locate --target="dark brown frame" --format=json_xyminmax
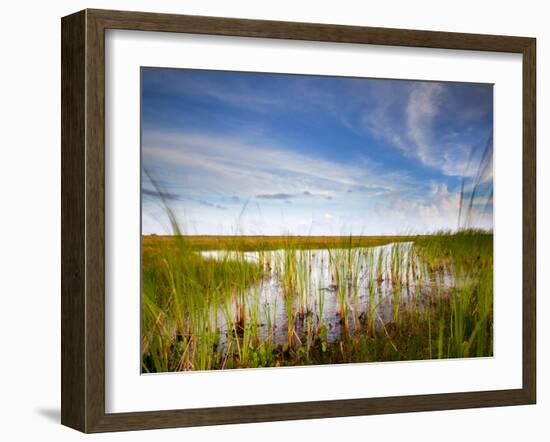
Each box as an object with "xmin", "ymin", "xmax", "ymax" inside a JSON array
[{"xmin": 61, "ymin": 8, "xmax": 536, "ymax": 433}]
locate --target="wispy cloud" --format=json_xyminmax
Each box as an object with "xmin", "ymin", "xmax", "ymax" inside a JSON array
[
  {"xmin": 256, "ymin": 193, "xmax": 295, "ymax": 200},
  {"xmin": 255, "ymin": 190, "xmax": 334, "ymax": 201},
  {"xmin": 142, "ymin": 69, "xmax": 284, "ymax": 113},
  {"xmin": 142, "ymin": 188, "xmax": 180, "ymax": 201},
  {"xmin": 195, "ymin": 199, "xmax": 227, "ymax": 211},
  {"xmin": 141, "ymin": 68, "xmax": 493, "ymax": 235},
  {"xmin": 361, "ymin": 81, "xmax": 493, "ymax": 178},
  {"xmin": 142, "ymin": 130, "xmax": 415, "ymax": 200},
  {"xmin": 142, "ymin": 129, "xmax": 426, "ymax": 234}
]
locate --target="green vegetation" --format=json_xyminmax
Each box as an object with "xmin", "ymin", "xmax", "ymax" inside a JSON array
[
  {"xmin": 142, "ymin": 234, "xmax": 414, "ymax": 252},
  {"xmin": 141, "ymin": 229, "xmax": 493, "ymax": 372}
]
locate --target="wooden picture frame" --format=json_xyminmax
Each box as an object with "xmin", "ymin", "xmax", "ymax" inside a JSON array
[{"xmin": 61, "ymin": 8, "xmax": 536, "ymax": 433}]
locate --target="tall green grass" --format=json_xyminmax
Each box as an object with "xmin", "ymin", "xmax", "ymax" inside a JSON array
[
  {"xmin": 142, "ymin": 228, "xmax": 493, "ymax": 371},
  {"xmin": 141, "ymin": 238, "xmax": 265, "ymax": 372}
]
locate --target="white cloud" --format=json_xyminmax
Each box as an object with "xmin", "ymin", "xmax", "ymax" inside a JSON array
[
  {"xmin": 362, "ymin": 82, "xmax": 492, "ymax": 179},
  {"xmin": 406, "ymin": 83, "xmax": 444, "ymax": 163},
  {"xmin": 142, "ymin": 128, "xmax": 493, "ymax": 235},
  {"xmin": 377, "ymin": 182, "xmax": 492, "ymax": 234},
  {"xmin": 142, "ymin": 130, "xmax": 412, "ymax": 200},
  {"xmin": 404, "ymin": 83, "xmax": 477, "ymax": 177},
  {"xmin": 141, "ymin": 72, "xmax": 493, "ymax": 235}
]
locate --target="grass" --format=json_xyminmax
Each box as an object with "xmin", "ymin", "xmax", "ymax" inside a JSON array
[
  {"xmin": 141, "ymin": 229, "xmax": 493, "ymax": 372},
  {"xmin": 142, "ymin": 234, "xmax": 416, "ymax": 252},
  {"xmin": 141, "ymin": 238, "xmax": 264, "ymax": 372}
]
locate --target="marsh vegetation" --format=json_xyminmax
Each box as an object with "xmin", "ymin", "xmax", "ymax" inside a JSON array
[
  {"xmin": 139, "ymin": 69, "xmax": 494, "ymax": 373},
  {"xmin": 141, "ymin": 230, "xmax": 493, "ymax": 372}
]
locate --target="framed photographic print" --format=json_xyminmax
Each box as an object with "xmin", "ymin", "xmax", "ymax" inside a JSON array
[{"xmin": 61, "ymin": 9, "xmax": 536, "ymax": 433}]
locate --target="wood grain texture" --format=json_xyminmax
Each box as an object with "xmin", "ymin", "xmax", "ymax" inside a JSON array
[
  {"xmin": 61, "ymin": 10, "xmax": 86, "ymax": 432},
  {"xmin": 84, "ymin": 9, "xmax": 107, "ymax": 432},
  {"xmin": 522, "ymin": 38, "xmax": 537, "ymax": 403},
  {"xmin": 89, "ymin": 8, "xmax": 532, "ymax": 52},
  {"xmin": 60, "ymin": 8, "xmax": 537, "ymax": 433}
]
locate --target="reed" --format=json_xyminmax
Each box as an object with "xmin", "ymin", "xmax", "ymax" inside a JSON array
[{"xmin": 142, "ymin": 228, "xmax": 493, "ymax": 371}]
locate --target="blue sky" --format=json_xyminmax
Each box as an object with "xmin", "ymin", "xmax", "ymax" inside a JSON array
[{"xmin": 141, "ymin": 67, "xmax": 493, "ymax": 236}]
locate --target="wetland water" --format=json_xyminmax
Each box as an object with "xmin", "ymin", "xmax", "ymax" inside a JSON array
[
  {"xmin": 201, "ymin": 242, "xmax": 454, "ymax": 349},
  {"xmin": 141, "ymin": 231, "xmax": 493, "ymax": 371}
]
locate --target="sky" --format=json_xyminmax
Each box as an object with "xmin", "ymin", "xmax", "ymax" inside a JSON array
[{"xmin": 141, "ymin": 67, "xmax": 493, "ymax": 236}]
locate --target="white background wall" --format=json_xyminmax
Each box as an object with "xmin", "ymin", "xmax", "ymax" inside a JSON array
[{"xmin": 0, "ymin": 0, "xmax": 547, "ymax": 440}]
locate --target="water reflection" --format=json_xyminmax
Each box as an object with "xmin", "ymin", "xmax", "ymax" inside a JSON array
[{"xmin": 201, "ymin": 242, "xmax": 453, "ymax": 348}]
